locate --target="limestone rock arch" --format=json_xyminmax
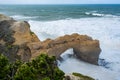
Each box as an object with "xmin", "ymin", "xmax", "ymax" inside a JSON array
[{"xmin": 31, "ymin": 33, "xmax": 101, "ymax": 65}]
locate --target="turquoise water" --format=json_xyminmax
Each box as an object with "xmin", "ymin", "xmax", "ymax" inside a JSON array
[
  {"xmin": 0, "ymin": 4, "xmax": 120, "ymax": 80},
  {"xmin": 0, "ymin": 4, "xmax": 120, "ymax": 21}
]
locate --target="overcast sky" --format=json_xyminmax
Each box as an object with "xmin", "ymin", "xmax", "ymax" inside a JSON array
[{"xmin": 0, "ymin": 0, "xmax": 119, "ymax": 4}]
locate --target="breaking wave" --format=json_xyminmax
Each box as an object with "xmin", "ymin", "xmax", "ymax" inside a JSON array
[
  {"xmin": 10, "ymin": 15, "xmax": 37, "ymax": 20},
  {"xmin": 29, "ymin": 17, "xmax": 120, "ymax": 80}
]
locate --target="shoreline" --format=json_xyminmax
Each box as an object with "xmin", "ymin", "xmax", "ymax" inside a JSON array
[{"xmin": 0, "ymin": 13, "xmax": 119, "ymax": 79}]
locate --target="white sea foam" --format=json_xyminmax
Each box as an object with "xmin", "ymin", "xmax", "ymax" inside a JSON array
[
  {"xmin": 10, "ymin": 15, "xmax": 37, "ymax": 20},
  {"xmin": 85, "ymin": 12, "xmax": 104, "ymax": 17},
  {"xmin": 29, "ymin": 17, "xmax": 120, "ymax": 80},
  {"xmin": 92, "ymin": 13, "xmax": 104, "ymax": 16},
  {"xmin": 58, "ymin": 49, "xmax": 119, "ymax": 80},
  {"xmin": 85, "ymin": 12, "xmax": 119, "ymax": 18}
]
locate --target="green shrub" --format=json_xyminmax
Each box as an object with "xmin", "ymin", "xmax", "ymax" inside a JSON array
[
  {"xmin": 30, "ymin": 31, "xmax": 34, "ymax": 35},
  {"xmin": 72, "ymin": 72, "xmax": 94, "ymax": 80},
  {"xmin": 0, "ymin": 53, "xmax": 65, "ymax": 80},
  {"xmin": 30, "ymin": 54, "xmax": 65, "ymax": 80},
  {"xmin": 8, "ymin": 60, "xmax": 23, "ymax": 79},
  {"xmin": 0, "ymin": 54, "xmax": 9, "ymax": 79},
  {"xmin": 14, "ymin": 63, "xmax": 37, "ymax": 80},
  {"xmin": 42, "ymin": 77, "xmax": 50, "ymax": 80}
]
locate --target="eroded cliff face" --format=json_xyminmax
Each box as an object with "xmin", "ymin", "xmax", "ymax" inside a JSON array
[
  {"xmin": 31, "ymin": 33, "xmax": 101, "ymax": 65},
  {"xmin": 0, "ymin": 14, "xmax": 101, "ymax": 65},
  {"xmin": 0, "ymin": 14, "xmax": 40, "ymax": 62},
  {"xmin": 0, "ymin": 14, "xmax": 13, "ymax": 22}
]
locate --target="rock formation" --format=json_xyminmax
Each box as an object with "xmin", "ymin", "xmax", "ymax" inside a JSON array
[
  {"xmin": 64, "ymin": 73, "xmax": 94, "ymax": 80},
  {"xmin": 0, "ymin": 14, "xmax": 101, "ymax": 65},
  {"xmin": 64, "ymin": 74, "xmax": 81, "ymax": 80},
  {"xmin": 31, "ymin": 33, "xmax": 101, "ymax": 65},
  {"xmin": 0, "ymin": 14, "xmax": 40, "ymax": 62},
  {"xmin": 0, "ymin": 14, "xmax": 13, "ymax": 22}
]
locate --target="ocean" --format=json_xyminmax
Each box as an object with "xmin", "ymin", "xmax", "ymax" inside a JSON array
[{"xmin": 0, "ymin": 4, "xmax": 120, "ymax": 80}]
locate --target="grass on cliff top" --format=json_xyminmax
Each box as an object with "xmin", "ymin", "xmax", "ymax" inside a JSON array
[{"xmin": 72, "ymin": 72, "xmax": 95, "ymax": 80}]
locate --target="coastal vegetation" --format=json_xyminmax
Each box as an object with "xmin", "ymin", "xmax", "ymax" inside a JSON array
[
  {"xmin": 0, "ymin": 53, "xmax": 65, "ymax": 80},
  {"xmin": 0, "ymin": 14, "xmax": 98, "ymax": 80},
  {"xmin": 72, "ymin": 72, "xmax": 94, "ymax": 80}
]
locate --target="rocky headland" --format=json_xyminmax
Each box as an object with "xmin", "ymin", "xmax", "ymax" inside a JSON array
[
  {"xmin": 0, "ymin": 14, "xmax": 101, "ymax": 64},
  {"xmin": 31, "ymin": 33, "xmax": 101, "ymax": 65},
  {"xmin": 0, "ymin": 14, "xmax": 40, "ymax": 62},
  {"xmin": 0, "ymin": 14, "xmax": 101, "ymax": 80}
]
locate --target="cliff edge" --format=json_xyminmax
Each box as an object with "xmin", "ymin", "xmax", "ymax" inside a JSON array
[{"xmin": 0, "ymin": 14, "xmax": 101, "ymax": 65}]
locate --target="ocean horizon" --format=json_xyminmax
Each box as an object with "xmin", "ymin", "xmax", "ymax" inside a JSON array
[{"xmin": 0, "ymin": 4, "xmax": 120, "ymax": 80}]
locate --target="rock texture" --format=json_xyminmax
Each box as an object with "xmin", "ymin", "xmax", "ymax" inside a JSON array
[
  {"xmin": 64, "ymin": 74, "xmax": 81, "ymax": 80},
  {"xmin": 64, "ymin": 73, "xmax": 94, "ymax": 80},
  {"xmin": 31, "ymin": 34, "xmax": 101, "ymax": 65},
  {"xmin": 0, "ymin": 14, "xmax": 101, "ymax": 65},
  {"xmin": 0, "ymin": 14, "xmax": 13, "ymax": 22},
  {"xmin": 0, "ymin": 14, "xmax": 40, "ymax": 62}
]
